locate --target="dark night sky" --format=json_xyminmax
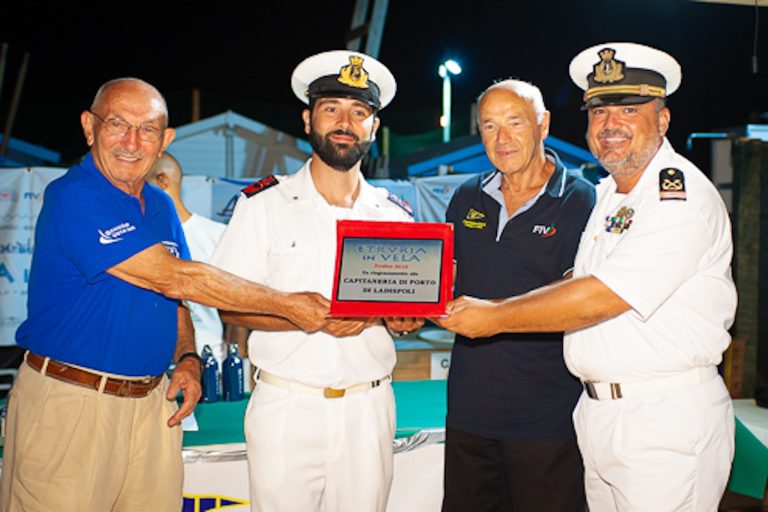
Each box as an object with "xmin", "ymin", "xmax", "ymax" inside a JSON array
[{"xmin": 2, "ymin": 0, "xmax": 768, "ymax": 171}]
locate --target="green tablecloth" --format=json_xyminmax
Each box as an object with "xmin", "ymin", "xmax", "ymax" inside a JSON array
[
  {"xmin": 183, "ymin": 379, "xmax": 447, "ymax": 448},
  {"xmin": 727, "ymin": 414, "xmax": 768, "ymax": 500}
]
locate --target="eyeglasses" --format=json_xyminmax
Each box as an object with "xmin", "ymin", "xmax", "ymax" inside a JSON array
[{"xmin": 89, "ymin": 111, "xmax": 165, "ymax": 142}]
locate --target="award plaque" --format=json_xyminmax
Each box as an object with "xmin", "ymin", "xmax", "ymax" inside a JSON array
[
  {"xmin": 329, "ymin": 220, "xmax": 454, "ymax": 317},
  {"xmin": 331, "ymin": 220, "xmax": 453, "ymax": 317}
]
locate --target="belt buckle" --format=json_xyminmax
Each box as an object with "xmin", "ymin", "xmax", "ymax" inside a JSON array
[
  {"xmin": 584, "ymin": 381, "xmax": 623, "ymax": 400},
  {"xmin": 584, "ymin": 381, "xmax": 597, "ymax": 399},
  {"xmin": 116, "ymin": 379, "xmax": 131, "ymax": 397},
  {"xmin": 323, "ymin": 387, "xmax": 345, "ymax": 399}
]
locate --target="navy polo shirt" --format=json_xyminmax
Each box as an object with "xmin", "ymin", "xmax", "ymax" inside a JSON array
[
  {"xmin": 16, "ymin": 153, "xmax": 190, "ymax": 377},
  {"xmin": 445, "ymin": 149, "xmax": 596, "ymax": 440}
]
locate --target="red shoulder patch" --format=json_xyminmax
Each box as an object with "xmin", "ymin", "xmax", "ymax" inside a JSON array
[{"xmin": 242, "ymin": 175, "xmax": 279, "ymax": 197}]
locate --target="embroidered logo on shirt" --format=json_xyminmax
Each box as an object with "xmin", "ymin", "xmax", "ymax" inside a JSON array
[
  {"xmin": 162, "ymin": 240, "xmax": 181, "ymax": 258},
  {"xmin": 387, "ymin": 192, "xmax": 414, "ymax": 217},
  {"xmin": 532, "ymin": 223, "xmax": 557, "ymax": 238},
  {"xmin": 98, "ymin": 222, "xmax": 136, "ymax": 245},
  {"xmin": 462, "ymin": 208, "xmax": 486, "ymax": 229},
  {"xmin": 604, "ymin": 206, "xmax": 634, "ymax": 234},
  {"xmin": 659, "ymin": 168, "xmax": 686, "ymax": 201}
]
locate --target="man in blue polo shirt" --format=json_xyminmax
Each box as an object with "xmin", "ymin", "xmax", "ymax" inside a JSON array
[
  {"xmin": 0, "ymin": 77, "xmax": 329, "ymax": 512},
  {"xmin": 441, "ymin": 79, "xmax": 595, "ymax": 511}
]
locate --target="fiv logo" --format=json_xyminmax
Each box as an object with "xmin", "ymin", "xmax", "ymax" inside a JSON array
[{"xmin": 532, "ymin": 223, "xmax": 557, "ymax": 238}]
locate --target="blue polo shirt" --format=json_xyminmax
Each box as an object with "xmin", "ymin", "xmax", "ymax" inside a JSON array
[
  {"xmin": 16, "ymin": 153, "xmax": 190, "ymax": 377},
  {"xmin": 445, "ymin": 149, "xmax": 596, "ymax": 440}
]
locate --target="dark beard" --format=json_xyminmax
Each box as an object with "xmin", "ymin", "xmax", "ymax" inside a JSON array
[{"xmin": 309, "ymin": 128, "xmax": 372, "ymax": 172}]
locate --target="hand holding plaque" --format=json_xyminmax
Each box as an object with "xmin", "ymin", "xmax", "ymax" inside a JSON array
[{"xmin": 329, "ymin": 220, "xmax": 454, "ymax": 317}]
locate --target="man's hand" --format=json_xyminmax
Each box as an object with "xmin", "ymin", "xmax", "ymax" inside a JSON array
[
  {"xmin": 166, "ymin": 358, "xmax": 202, "ymax": 427},
  {"xmin": 283, "ymin": 292, "xmax": 331, "ymax": 332},
  {"xmin": 322, "ymin": 317, "xmax": 378, "ymax": 337},
  {"xmin": 432, "ymin": 296, "xmax": 500, "ymax": 339},
  {"xmin": 383, "ymin": 317, "xmax": 425, "ymax": 337}
]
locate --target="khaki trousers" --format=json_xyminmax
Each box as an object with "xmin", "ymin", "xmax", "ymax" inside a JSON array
[{"xmin": 0, "ymin": 362, "xmax": 183, "ymax": 512}]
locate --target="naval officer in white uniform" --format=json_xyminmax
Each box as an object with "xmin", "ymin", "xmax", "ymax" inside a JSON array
[{"xmin": 210, "ymin": 50, "xmax": 423, "ymax": 512}]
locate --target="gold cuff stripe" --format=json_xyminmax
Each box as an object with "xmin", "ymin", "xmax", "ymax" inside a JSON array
[{"xmin": 585, "ymin": 85, "xmax": 666, "ymax": 100}]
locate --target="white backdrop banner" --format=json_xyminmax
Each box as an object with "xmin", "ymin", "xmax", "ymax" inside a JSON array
[
  {"xmin": 0, "ymin": 168, "xmax": 464, "ymax": 347},
  {"xmin": 0, "ymin": 167, "xmax": 67, "ymax": 345}
]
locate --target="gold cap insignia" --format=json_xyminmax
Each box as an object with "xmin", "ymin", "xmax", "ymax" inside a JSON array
[
  {"xmin": 337, "ymin": 56, "xmax": 370, "ymax": 89},
  {"xmin": 593, "ymin": 48, "xmax": 625, "ymax": 84}
]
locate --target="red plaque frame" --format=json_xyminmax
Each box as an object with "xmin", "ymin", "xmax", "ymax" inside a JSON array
[{"xmin": 329, "ymin": 220, "xmax": 454, "ymax": 317}]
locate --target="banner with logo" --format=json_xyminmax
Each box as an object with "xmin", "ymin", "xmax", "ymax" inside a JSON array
[
  {"xmin": 0, "ymin": 169, "xmax": 460, "ymax": 346},
  {"xmin": 411, "ymin": 174, "xmax": 470, "ymax": 223},
  {"xmin": 0, "ymin": 167, "xmax": 67, "ymax": 345}
]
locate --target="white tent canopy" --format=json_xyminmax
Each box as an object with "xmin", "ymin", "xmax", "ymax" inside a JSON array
[{"xmin": 168, "ymin": 110, "xmax": 311, "ymax": 179}]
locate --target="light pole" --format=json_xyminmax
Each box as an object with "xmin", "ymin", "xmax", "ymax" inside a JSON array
[{"xmin": 439, "ymin": 59, "xmax": 462, "ymax": 144}]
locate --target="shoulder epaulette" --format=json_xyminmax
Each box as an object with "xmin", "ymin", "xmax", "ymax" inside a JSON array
[
  {"xmin": 659, "ymin": 168, "xmax": 686, "ymax": 201},
  {"xmin": 241, "ymin": 175, "xmax": 279, "ymax": 197},
  {"xmin": 387, "ymin": 191, "xmax": 414, "ymax": 217}
]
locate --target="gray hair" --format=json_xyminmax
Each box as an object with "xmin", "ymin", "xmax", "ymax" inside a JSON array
[{"xmin": 476, "ymin": 78, "xmax": 547, "ymax": 124}]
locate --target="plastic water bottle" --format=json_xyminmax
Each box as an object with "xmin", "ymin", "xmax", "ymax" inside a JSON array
[
  {"xmin": 222, "ymin": 344, "xmax": 244, "ymax": 401},
  {"xmin": 201, "ymin": 345, "xmax": 220, "ymax": 403}
]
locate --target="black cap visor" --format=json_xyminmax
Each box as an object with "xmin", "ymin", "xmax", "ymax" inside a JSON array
[
  {"xmin": 308, "ymin": 75, "xmax": 381, "ymax": 110},
  {"xmin": 582, "ymin": 94, "xmax": 657, "ymax": 110}
]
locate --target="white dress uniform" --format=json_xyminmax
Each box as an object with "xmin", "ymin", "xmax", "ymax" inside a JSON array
[
  {"xmin": 210, "ymin": 159, "xmax": 413, "ymax": 511},
  {"xmin": 565, "ymin": 138, "xmax": 737, "ymax": 511}
]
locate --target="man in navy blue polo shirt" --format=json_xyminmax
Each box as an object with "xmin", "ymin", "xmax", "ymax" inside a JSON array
[
  {"xmin": 0, "ymin": 77, "xmax": 329, "ymax": 512},
  {"xmin": 441, "ymin": 79, "xmax": 595, "ymax": 511}
]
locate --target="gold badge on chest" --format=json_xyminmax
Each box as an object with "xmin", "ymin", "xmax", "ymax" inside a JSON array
[{"xmin": 462, "ymin": 208, "xmax": 487, "ymax": 229}]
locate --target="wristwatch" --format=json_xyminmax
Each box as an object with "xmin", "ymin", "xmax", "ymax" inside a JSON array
[{"xmin": 176, "ymin": 351, "xmax": 203, "ymax": 369}]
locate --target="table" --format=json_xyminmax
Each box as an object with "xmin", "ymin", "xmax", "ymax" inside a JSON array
[
  {"xmin": 181, "ymin": 380, "xmax": 448, "ymax": 512},
  {"xmin": 391, "ymin": 328, "xmax": 454, "ymax": 381},
  {"xmin": 727, "ymin": 399, "xmax": 768, "ymax": 500}
]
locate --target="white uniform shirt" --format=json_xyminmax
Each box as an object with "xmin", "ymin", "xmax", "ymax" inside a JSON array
[
  {"xmin": 210, "ymin": 160, "xmax": 413, "ymax": 388},
  {"xmin": 183, "ymin": 213, "xmax": 227, "ymax": 359},
  {"xmin": 564, "ymin": 138, "xmax": 737, "ymax": 383}
]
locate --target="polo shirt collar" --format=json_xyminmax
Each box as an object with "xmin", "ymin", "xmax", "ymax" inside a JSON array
[
  {"xmin": 482, "ymin": 148, "xmax": 567, "ymax": 201},
  {"xmin": 543, "ymin": 148, "xmax": 568, "ymax": 198},
  {"xmin": 77, "ymin": 152, "xmax": 161, "ymax": 218}
]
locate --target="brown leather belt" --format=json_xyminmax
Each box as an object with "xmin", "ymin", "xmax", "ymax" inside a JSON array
[{"xmin": 26, "ymin": 352, "xmax": 163, "ymax": 398}]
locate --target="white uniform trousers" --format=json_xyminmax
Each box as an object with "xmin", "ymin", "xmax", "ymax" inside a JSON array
[
  {"xmin": 574, "ymin": 375, "xmax": 734, "ymax": 511},
  {"xmin": 244, "ymin": 377, "xmax": 395, "ymax": 512}
]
